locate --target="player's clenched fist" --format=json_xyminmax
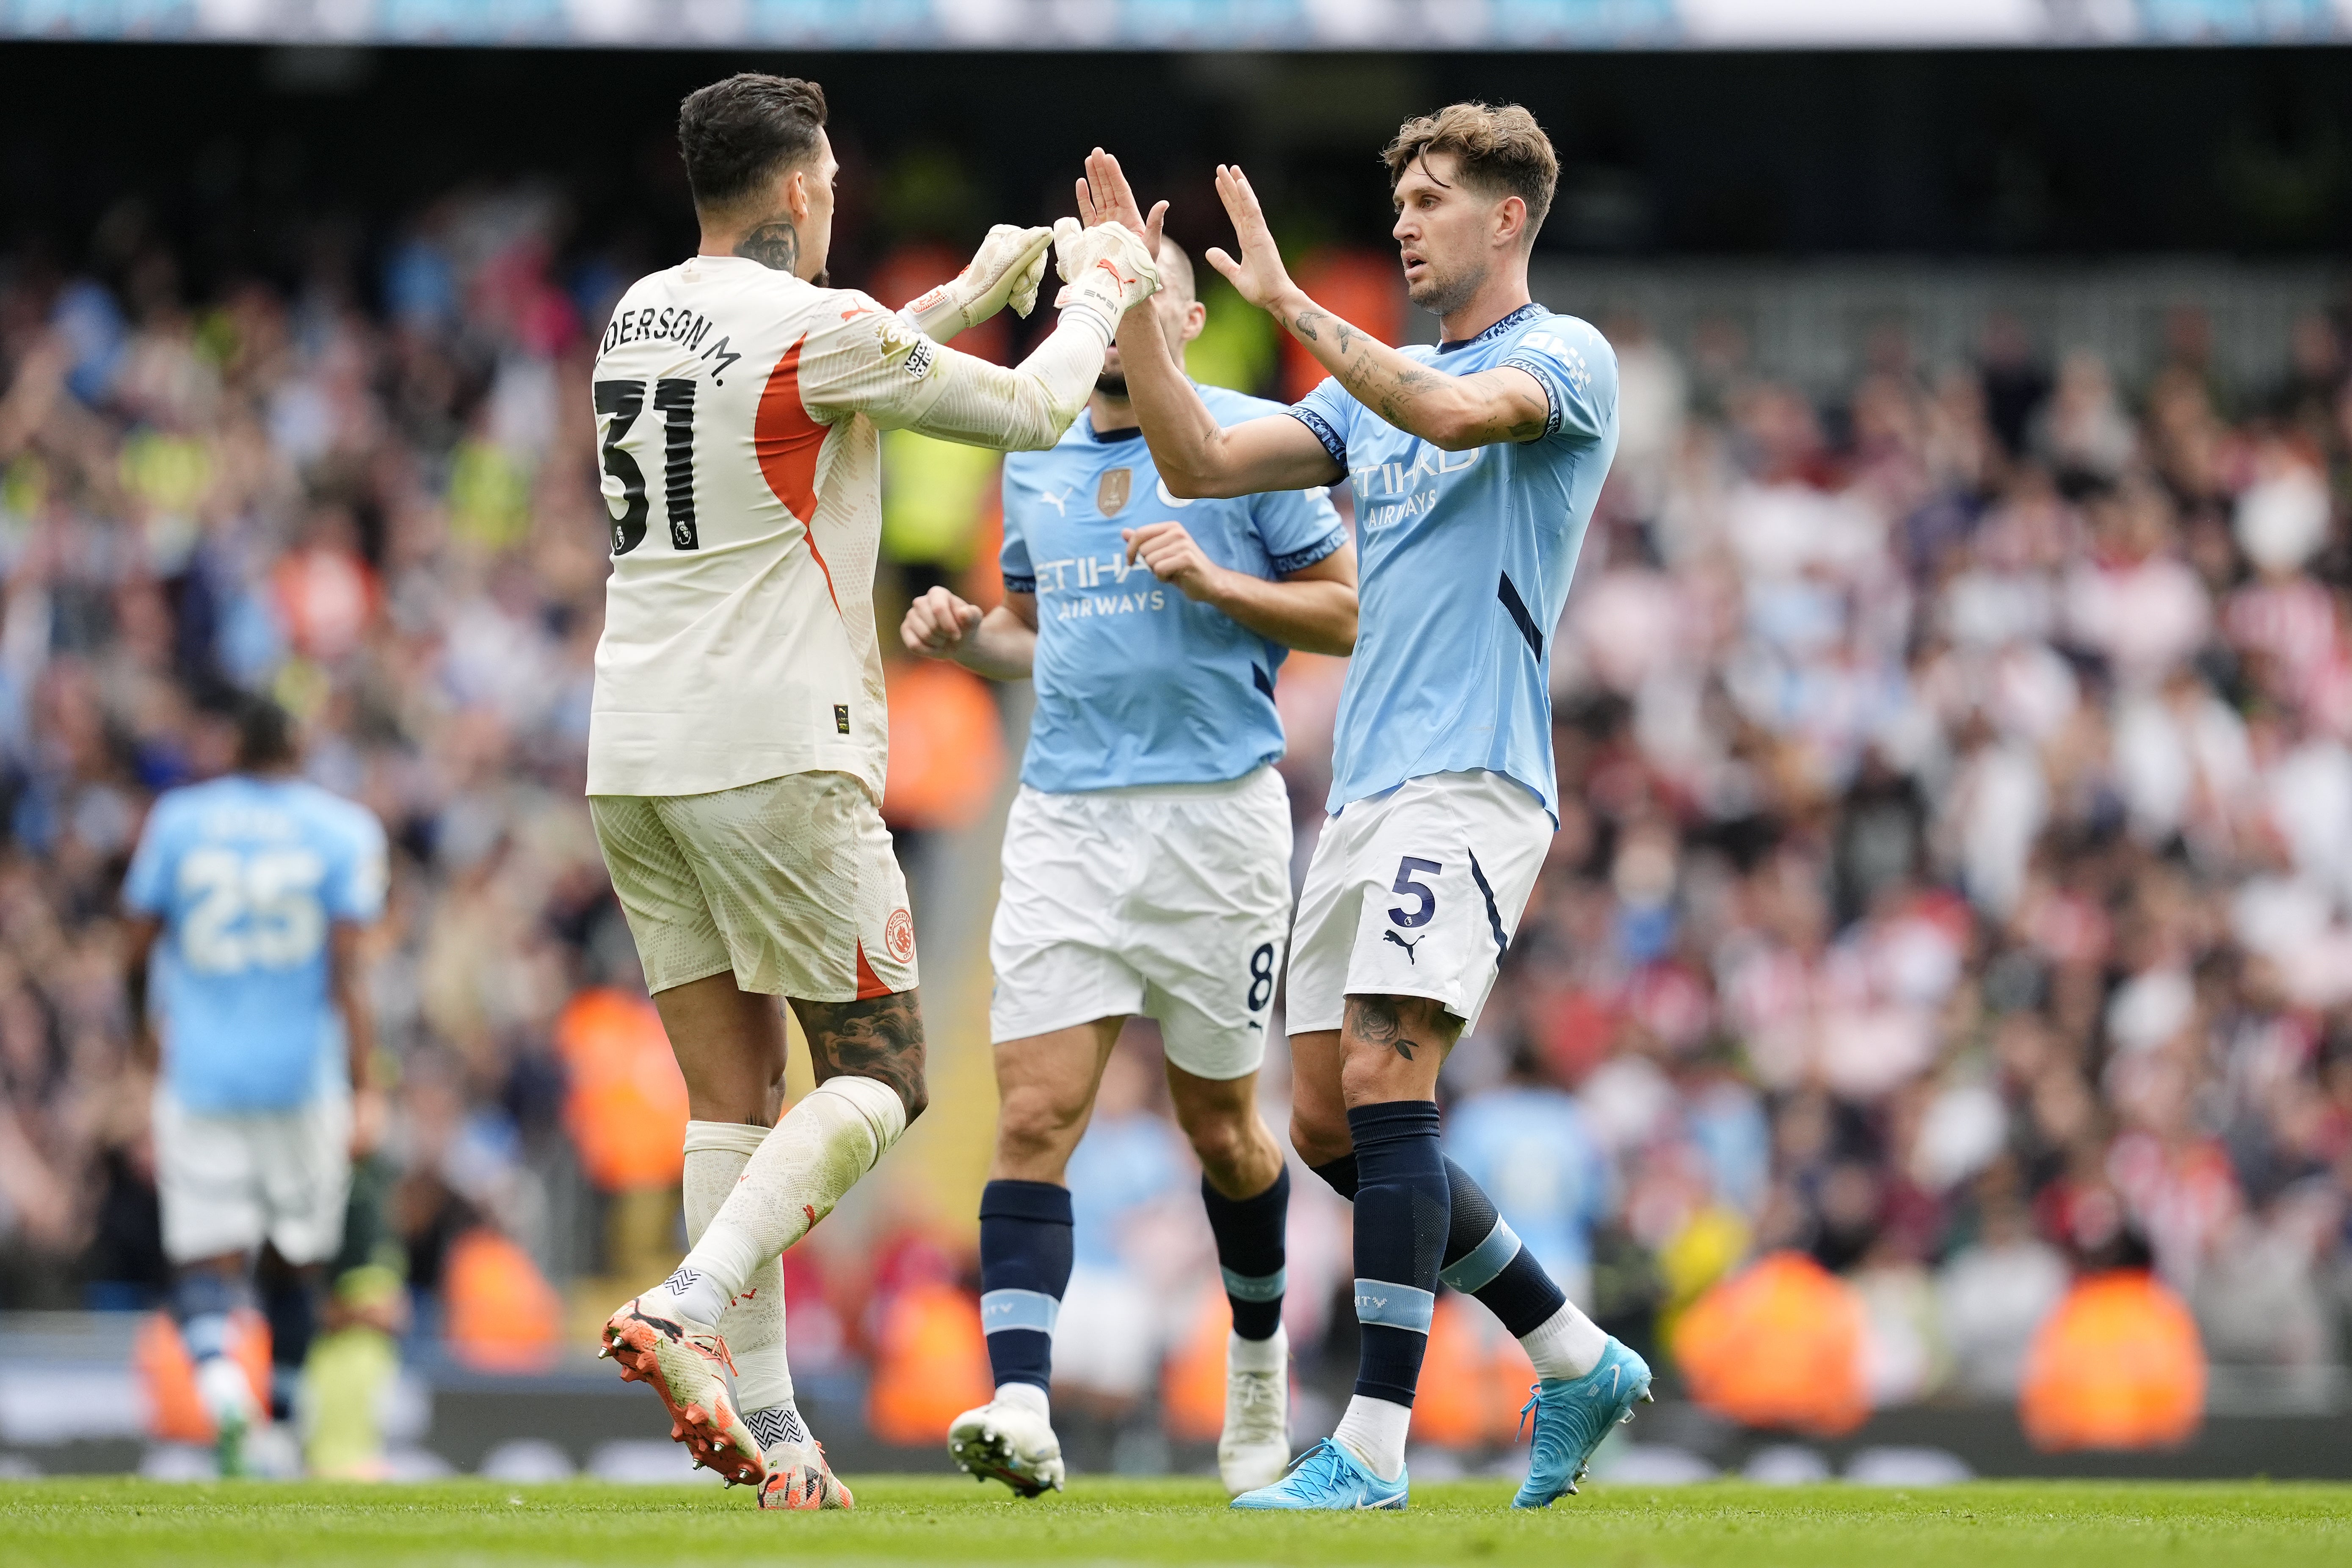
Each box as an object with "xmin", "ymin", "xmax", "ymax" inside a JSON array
[
  {"xmin": 902, "ymin": 584, "xmax": 985, "ymax": 657},
  {"xmin": 901, "ymin": 223, "xmax": 1056, "ymax": 342},
  {"xmin": 1124, "ymin": 521, "xmax": 1227, "ymax": 603}
]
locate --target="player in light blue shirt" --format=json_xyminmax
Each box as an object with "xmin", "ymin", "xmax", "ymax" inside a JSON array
[
  {"xmin": 122, "ymin": 697, "xmax": 386, "ymax": 1474},
  {"xmin": 901, "ymin": 236, "xmax": 1355, "ymax": 1498},
  {"xmin": 1287, "ymin": 306, "xmax": 1613, "ymax": 820},
  {"xmin": 1085, "ymin": 108, "xmax": 1645, "ymax": 1509},
  {"xmin": 996, "ymin": 375, "xmax": 1345, "ymax": 793},
  {"xmin": 1444, "ymin": 1049, "xmax": 1614, "ymax": 1307}
]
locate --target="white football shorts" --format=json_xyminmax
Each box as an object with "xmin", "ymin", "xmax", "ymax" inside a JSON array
[
  {"xmin": 591, "ymin": 770, "xmax": 918, "ymax": 1002},
  {"xmin": 1286, "ymin": 768, "xmax": 1552, "ymax": 1036},
  {"xmin": 989, "ymin": 765, "xmax": 1292, "ymax": 1081},
  {"xmin": 154, "ymin": 1087, "xmax": 351, "ymax": 1266}
]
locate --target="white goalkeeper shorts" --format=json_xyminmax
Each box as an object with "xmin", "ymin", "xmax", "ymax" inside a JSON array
[
  {"xmin": 989, "ymin": 766, "xmax": 1292, "ymax": 1081},
  {"xmin": 592, "ymin": 770, "xmax": 918, "ymax": 1003},
  {"xmin": 1285, "ymin": 768, "xmax": 1551, "ymax": 1036},
  {"xmin": 154, "ymin": 1087, "xmax": 351, "ymax": 1267}
]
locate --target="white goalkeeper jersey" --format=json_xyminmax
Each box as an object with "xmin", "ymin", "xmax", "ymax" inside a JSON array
[{"xmin": 587, "ymin": 254, "xmax": 1094, "ymax": 802}]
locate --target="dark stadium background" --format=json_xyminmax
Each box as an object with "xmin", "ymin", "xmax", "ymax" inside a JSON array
[{"xmin": 10, "ymin": 44, "xmax": 2352, "ymax": 280}]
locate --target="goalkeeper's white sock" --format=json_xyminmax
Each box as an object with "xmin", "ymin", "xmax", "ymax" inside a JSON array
[
  {"xmin": 652, "ymin": 1077, "xmax": 907, "ymax": 1328},
  {"xmin": 682, "ymin": 1121, "xmax": 794, "ymax": 1416}
]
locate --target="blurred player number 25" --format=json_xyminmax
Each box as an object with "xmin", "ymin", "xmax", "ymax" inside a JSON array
[{"xmin": 177, "ymin": 847, "xmax": 329, "ymax": 973}]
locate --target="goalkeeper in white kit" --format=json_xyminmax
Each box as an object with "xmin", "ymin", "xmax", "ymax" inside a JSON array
[{"xmin": 581, "ymin": 72, "xmax": 1160, "ymax": 1510}]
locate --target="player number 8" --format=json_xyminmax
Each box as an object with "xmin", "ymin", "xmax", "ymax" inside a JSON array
[{"xmin": 1246, "ymin": 942, "xmax": 1276, "ymax": 1012}]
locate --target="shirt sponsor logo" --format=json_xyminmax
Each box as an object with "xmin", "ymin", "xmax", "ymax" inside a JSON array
[
  {"xmin": 1350, "ymin": 444, "xmax": 1482, "ymax": 531},
  {"xmin": 1050, "ymin": 589, "xmax": 1166, "ymax": 620},
  {"xmin": 1359, "ymin": 490, "xmax": 1442, "ymax": 533},
  {"xmin": 1030, "ymin": 551, "xmax": 1170, "ymax": 596},
  {"xmin": 874, "ymin": 313, "xmax": 934, "ymax": 381}
]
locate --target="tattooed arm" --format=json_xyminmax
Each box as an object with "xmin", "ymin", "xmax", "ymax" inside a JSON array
[
  {"xmin": 792, "ymin": 990, "xmax": 929, "ymax": 1123},
  {"xmin": 1201, "ymin": 163, "xmax": 1552, "ymax": 453},
  {"xmin": 1073, "ymin": 149, "xmax": 1342, "ymax": 500},
  {"xmin": 1109, "ymin": 298, "xmax": 1344, "ymax": 499}
]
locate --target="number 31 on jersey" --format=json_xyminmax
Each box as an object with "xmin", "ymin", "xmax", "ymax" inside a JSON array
[{"xmin": 596, "ymin": 378, "xmax": 701, "ymax": 556}]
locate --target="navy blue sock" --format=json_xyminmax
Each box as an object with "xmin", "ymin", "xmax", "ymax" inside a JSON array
[
  {"xmin": 1201, "ymin": 1168, "xmax": 1288, "ymax": 1341},
  {"xmin": 1435, "ymin": 1158, "xmax": 1567, "ymax": 1337},
  {"xmin": 977, "ymin": 1179, "xmax": 1072, "ymax": 1392},
  {"xmin": 1314, "ymin": 1152, "xmax": 1567, "ymax": 1339},
  {"xmin": 171, "ymin": 1269, "xmax": 248, "ymax": 1363},
  {"xmin": 262, "ymin": 1269, "xmax": 322, "ymax": 1422},
  {"xmin": 1347, "ymin": 1101, "xmax": 1448, "ymax": 1408},
  {"xmin": 1309, "ymin": 1153, "xmax": 1358, "ymax": 1201}
]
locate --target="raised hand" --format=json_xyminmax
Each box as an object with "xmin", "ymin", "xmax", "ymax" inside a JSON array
[
  {"xmin": 902, "ymin": 585, "xmax": 984, "ymax": 658},
  {"xmin": 1077, "ymin": 147, "xmax": 1168, "ymax": 253},
  {"xmin": 901, "ymin": 223, "xmax": 1056, "ymax": 341},
  {"xmin": 1051, "ymin": 218, "xmax": 1161, "ymax": 320},
  {"xmin": 1203, "ymin": 164, "xmax": 1297, "ymax": 315}
]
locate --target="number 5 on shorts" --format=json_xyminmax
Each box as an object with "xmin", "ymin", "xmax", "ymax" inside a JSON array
[{"xmin": 1389, "ymin": 857, "xmax": 1440, "ymax": 928}]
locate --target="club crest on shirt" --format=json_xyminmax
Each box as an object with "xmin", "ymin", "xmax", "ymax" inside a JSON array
[{"xmin": 1096, "ymin": 467, "xmax": 1132, "ymax": 515}]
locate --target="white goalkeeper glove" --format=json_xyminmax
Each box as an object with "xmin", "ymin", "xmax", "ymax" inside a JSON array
[
  {"xmin": 1050, "ymin": 218, "xmax": 1161, "ymax": 343},
  {"xmin": 900, "ymin": 223, "xmax": 1056, "ymax": 342}
]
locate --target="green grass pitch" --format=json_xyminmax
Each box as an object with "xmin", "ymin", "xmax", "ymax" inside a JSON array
[{"xmin": 0, "ymin": 1476, "xmax": 2344, "ymax": 1567}]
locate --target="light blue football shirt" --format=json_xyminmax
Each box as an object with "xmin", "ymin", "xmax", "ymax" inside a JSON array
[
  {"xmin": 123, "ymin": 773, "xmax": 388, "ymax": 1113},
  {"xmin": 1064, "ymin": 1110, "xmax": 1190, "ymax": 1272},
  {"xmin": 1287, "ymin": 304, "xmax": 1618, "ymax": 821},
  {"xmin": 1444, "ymin": 1084, "xmax": 1612, "ymax": 1287},
  {"xmin": 1001, "ymin": 384, "xmax": 1346, "ymax": 793}
]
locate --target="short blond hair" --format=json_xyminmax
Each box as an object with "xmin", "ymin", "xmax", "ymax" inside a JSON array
[{"xmin": 1382, "ymin": 102, "xmax": 1559, "ymax": 242}]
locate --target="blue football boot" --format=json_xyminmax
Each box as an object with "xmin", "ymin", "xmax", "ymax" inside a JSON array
[
  {"xmin": 1513, "ymin": 1336, "xmax": 1653, "ymax": 1507},
  {"xmin": 1230, "ymin": 1437, "xmax": 1408, "ymax": 1511}
]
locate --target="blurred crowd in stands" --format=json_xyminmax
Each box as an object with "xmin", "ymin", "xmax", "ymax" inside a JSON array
[{"xmin": 0, "ymin": 180, "xmax": 2348, "ymax": 1454}]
